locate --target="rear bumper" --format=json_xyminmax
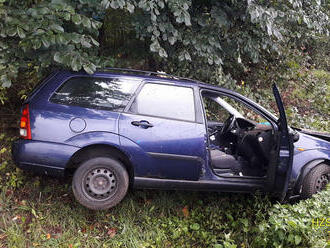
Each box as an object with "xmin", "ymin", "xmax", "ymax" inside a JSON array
[{"xmin": 12, "ymin": 139, "xmax": 80, "ymax": 177}]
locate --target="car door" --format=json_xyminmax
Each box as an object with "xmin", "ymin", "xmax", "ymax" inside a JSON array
[
  {"xmin": 118, "ymin": 82, "xmax": 206, "ymax": 180},
  {"xmin": 272, "ymin": 84, "xmax": 294, "ymax": 200}
]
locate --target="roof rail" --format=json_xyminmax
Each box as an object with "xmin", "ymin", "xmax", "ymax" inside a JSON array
[{"xmin": 99, "ymin": 67, "xmax": 199, "ymax": 83}]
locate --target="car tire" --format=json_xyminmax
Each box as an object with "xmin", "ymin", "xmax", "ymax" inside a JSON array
[
  {"xmin": 72, "ymin": 157, "xmax": 129, "ymax": 210},
  {"xmin": 301, "ymin": 163, "xmax": 330, "ymax": 199}
]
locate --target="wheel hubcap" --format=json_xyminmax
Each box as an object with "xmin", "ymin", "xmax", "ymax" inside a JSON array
[
  {"xmin": 84, "ymin": 168, "xmax": 116, "ymax": 200},
  {"xmin": 315, "ymin": 174, "xmax": 329, "ymax": 192}
]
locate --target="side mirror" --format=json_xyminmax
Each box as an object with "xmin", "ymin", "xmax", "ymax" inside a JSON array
[{"xmin": 293, "ymin": 130, "xmax": 300, "ymax": 142}]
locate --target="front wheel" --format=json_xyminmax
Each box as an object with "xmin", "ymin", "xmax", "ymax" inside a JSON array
[
  {"xmin": 72, "ymin": 157, "xmax": 129, "ymax": 210},
  {"xmin": 301, "ymin": 163, "xmax": 330, "ymax": 199}
]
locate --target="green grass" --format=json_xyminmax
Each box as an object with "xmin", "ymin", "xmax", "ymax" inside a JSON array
[{"xmin": 0, "ymin": 175, "xmax": 329, "ymax": 248}]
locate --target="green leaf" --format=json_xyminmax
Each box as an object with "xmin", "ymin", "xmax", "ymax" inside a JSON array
[
  {"xmin": 184, "ymin": 13, "xmax": 191, "ymax": 26},
  {"xmin": 287, "ymin": 220, "xmax": 296, "ymax": 227},
  {"xmin": 158, "ymin": 1, "xmax": 164, "ymax": 8},
  {"xmin": 72, "ymin": 14, "xmax": 82, "ymax": 25},
  {"xmin": 83, "ymin": 63, "xmax": 96, "ymax": 74},
  {"xmin": 70, "ymin": 33, "xmax": 81, "ymax": 43},
  {"xmin": 91, "ymin": 21, "xmax": 102, "ymax": 29},
  {"xmin": 71, "ymin": 55, "xmax": 82, "ymax": 71},
  {"xmin": 294, "ymin": 235, "xmax": 302, "ymax": 245},
  {"xmin": 241, "ymin": 218, "xmax": 249, "ymax": 227},
  {"xmin": 41, "ymin": 37, "xmax": 50, "ymax": 48},
  {"xmin": 190, "ymin": 223, "xmax": 200, "ymax": 231},
  {"xmin": 81, "ymin": 39, "xmax": 91, "ymax": 48},
  {"xmin": 90, "ymin": 37, "xmax": 99, "ymax": 46},
  {"xmin": 39, "ymin": 7, "xmax": 49, "ymax": 15},
  {"xmin": 184, "ymin": 51, "xmax": 191, "ymax": 61},
  {"xmin": 34, "ymin": 29, "xmax": 45, "ymax": 35},
  {"xmin": 56, "ymin": 34, "xmax": 67, "ymax": 44},
  {"xmin": 17, "ymin": 27, "xmax": 25, "ymax": 38},
  {"xmin": 1, "ymin": 74, "xmax": 11, "ymax": 87},
  {"xmin": 126, "ymin": 3, "xmax": 134, "ymax": 13},
  {"xmin": 7, "ymin": 28, "xmax": 17, "ymax": 37},
  {"xmin": 101, "ymin": 0, "xmax": 110, "ymax": 9},
  {"xmin": 50, "ymin": 24, "xmax": 64, "ymax": 33},
  {"xmin": 63, "ymin": 12, "xmax": 71, "ymax": 21},
  {"xmin": 82, "ymin": 17, "xmax": 91, "ymax": 29},
  {"xmin": 53, "ymin": 52, "xmax": 63, "ymax": 63},
  {"xmin": 32, "ymin": 39, "xmax": 41, "ymax": 49},
  {"xmin": 158, "ymin": 48, "xmax": 168, "ymax": 58}
]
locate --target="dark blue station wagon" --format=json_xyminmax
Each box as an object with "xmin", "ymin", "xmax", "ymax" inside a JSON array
[{"xmin": 12, "ymin": 69, "xmax": 330, "ymax": 210}]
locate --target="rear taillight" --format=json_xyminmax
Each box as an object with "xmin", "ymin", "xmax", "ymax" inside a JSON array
[{"xmin": 20, "ymin": 104, "xmax": 31, "ymax": 139}]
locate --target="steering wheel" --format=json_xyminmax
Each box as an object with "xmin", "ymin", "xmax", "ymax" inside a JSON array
[{"xmin": 220, "ymin": 114, "xmax": 236, "ymax": 135}]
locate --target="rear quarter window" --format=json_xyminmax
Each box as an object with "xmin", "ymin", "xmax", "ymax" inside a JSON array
[{"xmin": 50, "ymin": 77, "xmax": 140, "ymax": 111}]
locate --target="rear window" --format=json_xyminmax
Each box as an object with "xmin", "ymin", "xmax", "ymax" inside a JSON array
[{"xmin": 50, "ymin": 77, "xmax": 140, "ymax": 111}]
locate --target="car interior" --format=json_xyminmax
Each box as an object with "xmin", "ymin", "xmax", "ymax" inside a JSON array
[{"xmin": 202, "ymin": 91, "xmax": 276, "ymax": 178}]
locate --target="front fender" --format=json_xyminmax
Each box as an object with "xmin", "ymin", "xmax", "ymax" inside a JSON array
[{"xmin": 291, "ymin": 149, "xmax": 330, "ymax": 193}]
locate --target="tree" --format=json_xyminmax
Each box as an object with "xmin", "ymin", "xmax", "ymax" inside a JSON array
[
  {"xmin": 0, "ymin": 0, "xmax": 110, "ymax": 87},
  {"xmin": 1, "ymin": 0, "xmax": 329, "ymax": 88},
  {"xmin": 100, "ymin": 0, "xmax": 329, "ymax": 80}
]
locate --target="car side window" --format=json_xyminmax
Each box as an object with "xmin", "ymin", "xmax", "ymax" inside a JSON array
[
  {"xmin": 50, "ymin": 77, "xmax": 140, "ymax": 111},
  {"xmin": 129, "ymin": 83, "xmax": 195, "ymax": 122}
]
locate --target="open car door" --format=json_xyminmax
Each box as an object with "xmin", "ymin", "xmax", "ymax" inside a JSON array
[{"xmin": 272, "ymin": 84, "xmax": 294, "ymax": 201}]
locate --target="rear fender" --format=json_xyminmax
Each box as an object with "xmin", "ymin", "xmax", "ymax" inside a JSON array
[{"xmin": 64, "ymin": 131, "xmax": 120, "ymax": 147}]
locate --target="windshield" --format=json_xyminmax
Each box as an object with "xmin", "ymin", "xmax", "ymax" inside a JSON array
[
  {"xmin": 214, "ymin": 97, "xmax": 243, "ymax": 118},
  {"xmin": 214, "ymin": 94, "xmax": 278, "ymax": 123}
]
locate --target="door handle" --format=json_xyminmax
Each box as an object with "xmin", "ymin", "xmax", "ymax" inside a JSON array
[{"xmin": 131, "ymin": 120, "xmax": 153, "ymax": 128}]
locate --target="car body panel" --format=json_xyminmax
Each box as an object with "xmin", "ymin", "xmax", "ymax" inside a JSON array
[
  {"xmin": 119, "ymin": 112, "xmax": 207, "ymax": 180},
  {"xmin": 12, "ymin": 139, "xmax": 79, "ymax": 177},
  {"xmin": 294, "ymin": 132, "xmax": 330, "ymax": 152},
  {"xmin": 291, "ymin": 132, "xmax": 330, "ymax": 183},
  {"xmin": 133, "ymin": 177, "xmax": 266, "ymax": 192}
]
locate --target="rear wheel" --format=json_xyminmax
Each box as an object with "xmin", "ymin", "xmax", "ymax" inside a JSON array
[
  {"xmin": 301, "ymin": 163, "xmax": 330, "ymax": 199},
  {"xmin": 72, "ymin": 157, "xmax": 129, "ymax": 210}
]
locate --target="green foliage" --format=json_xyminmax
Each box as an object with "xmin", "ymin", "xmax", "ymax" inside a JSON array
[
  {"xmin": 1, "ymin": 0, "xmax": 329, "ymax": 91},
  {"xmin": 0, "ymin": 134, "xmax": 25, "ymax": 189},
  {"xmin": 100, "ymin": 0, "xmax": 329, "ymax": 75},
  {"xmin": 252, "ymin": 189, "xmax": 330, "ymax": 247},
  {"xmin": 0, "ymin": 0, "xmax": 114, "ymax": 88},
  {"xmin": 236, "ymin": 46, "xmax": 330, "ymax": 131}
]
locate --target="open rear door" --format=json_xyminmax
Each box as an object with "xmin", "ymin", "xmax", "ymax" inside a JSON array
[{"xmin": 272, "ymin": 84, "xmax": 294, "ymax": 201}]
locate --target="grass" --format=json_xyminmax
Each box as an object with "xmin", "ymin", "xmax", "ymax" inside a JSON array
[{"xmin": 0, "ymin": 174, "xmax": 329, "ymax": 248}]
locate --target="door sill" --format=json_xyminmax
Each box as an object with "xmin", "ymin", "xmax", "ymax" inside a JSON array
[
  {"xmin": 213, "ymin": 168, "xmax": 267, "ymax": 180},
  {"xmin": 133, "ymin": 176, "xmax": 266, "ymax": 192}
]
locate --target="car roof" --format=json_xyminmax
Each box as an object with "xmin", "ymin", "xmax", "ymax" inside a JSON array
[{"xmin": 59, "ymin": 68, "xmax": 216, "ymax": 89}]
